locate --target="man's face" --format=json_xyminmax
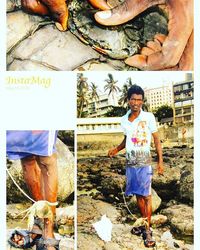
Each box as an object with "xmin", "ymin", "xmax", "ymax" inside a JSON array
[{"xmin": 128, "ymin": 94, "xmax": 143, "ymax": 112}]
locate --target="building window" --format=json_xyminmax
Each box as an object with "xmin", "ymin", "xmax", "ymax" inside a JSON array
[
  {"xmin": 187, "ymin": 91, "xmax": 193, "ymax": 97},
  {"xmin": 183, "ymin": 107, "xmax": 191, "ymax": 114},
  {"xmin": 175, "ymin": 117, "xmax": 182, "ymax": 123},
  {"xmin": 182, "ymin": 100, "xmax": 192, "ymax": 106},
  {"xmin": 174, "ymin": 86, "xmax": 182, "ymax": 92},
  {"xmin": 184, "ymin": 115, "xmax": 191, "ymax": 122},
  {"xmin": 175, "ymin": 102, "xmax": 181, "ymax": 107},
  {"xmin": 174, "ymin": 94, "xmax": 181, "ymax": 101},
  {"xmin": 175, "ymin": 109, "xmax": 182, "ymax": 115},
  {"xmin": 182, "ymin": 84, "xmax": 189, "ymax": 90}
]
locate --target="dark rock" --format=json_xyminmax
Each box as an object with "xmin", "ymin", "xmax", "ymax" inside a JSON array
[
  {"xmin": 78, "ymin": 196, "xmax": 121, "ymax": 226},
  {"xmin": 152, "ymin": 163, "xmax": 180, "ymax": 201},
  {"xmin": 179, "ymin": 164, "xmax": 193, "ymax": 204},
  {"xmin": 161, "ymin": 204, "xmax": 193, "ymax": 236}
]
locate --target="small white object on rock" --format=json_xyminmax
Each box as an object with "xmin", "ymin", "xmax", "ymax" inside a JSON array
[
  {"xmin": 93, "ymin": 214, "xmax": 112, "ymax": 242},
  {"xmin": 161, "ymin": 230, "xmax": 175, "ymax": 249}
]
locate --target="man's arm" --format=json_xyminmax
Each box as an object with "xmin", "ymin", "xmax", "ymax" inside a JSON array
[
  {"xmin": 152, "ymin": 132, "xmax": 164, "ymax": 175},
  {"xmin": 108, "ymin": 136, "xmax": 126, "ymax": 157}
]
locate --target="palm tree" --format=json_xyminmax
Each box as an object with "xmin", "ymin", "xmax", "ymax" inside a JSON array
[
  {"xmin": 89, "ymin": 82, "xmax": 99, "ymax": 115},
  {"xmin": 90, "ymin": 82, "xmax": 99, "ymax": 102},
  {"xmin": 77, "ymin": 73, "xmax": 90, "ymax": 117},
  {"xmin": 104, "ymin": 73, "xmax": 120, "ymax": 105},
  {"xmin": 142, "ymin": 97, "xmax": 150, "ymax": 112},
  {"xmin": 119, "ymin": 77, "xmax": 133, "ymax": 108}
]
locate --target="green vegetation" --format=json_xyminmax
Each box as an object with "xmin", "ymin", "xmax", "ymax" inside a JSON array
[
  {"xmin": 104, "ymin": 106, "xmax": 127, "ymax": 117},
  {"xmin": 153, "ymin": 105, "xmax": 173, "ymax": 122}
]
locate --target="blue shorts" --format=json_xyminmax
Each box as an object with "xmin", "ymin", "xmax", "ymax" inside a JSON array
[
  {"xmin": 125, "ymin": 165, "xmax": 153, "ymax": 197},
  {"xmin": 7, "ymin": 130, "xmax": 58, "ymax": 160}
]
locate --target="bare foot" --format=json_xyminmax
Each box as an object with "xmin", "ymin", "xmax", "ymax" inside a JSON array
[
  {"xmin": 94, "ymin": 0, "xmax": 193, "ymax": 70},
  {"xmin": 94, "ymin": 0, "xmax": 166, "ymax": 26}
]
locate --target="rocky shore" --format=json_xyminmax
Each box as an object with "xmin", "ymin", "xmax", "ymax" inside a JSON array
[{"xmin": 78, "ymin": 146, "xmax": 193, "ymax": 249}]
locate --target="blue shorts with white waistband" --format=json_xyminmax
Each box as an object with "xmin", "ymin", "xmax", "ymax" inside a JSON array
[{"xmin": 125, "ymin": 165, "xmax": 153, "ymax": 197}]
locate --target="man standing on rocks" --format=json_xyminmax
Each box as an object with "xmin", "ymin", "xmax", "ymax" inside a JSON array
[
  {"xmin": 108, "ymin": 85, "xmax": 164, "ymax": 248},
  {"xmin": 7, "ymin": 130, "xmax": 59, "ymax": 250}
]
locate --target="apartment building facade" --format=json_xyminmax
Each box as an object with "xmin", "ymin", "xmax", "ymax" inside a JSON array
[
  {"xmin": 145, "ymin": 84, "xmax": 173, "ymax": 111},
  {"xmin": 173, "ymin": 73, "xmax": 194, "ymax": 124}
]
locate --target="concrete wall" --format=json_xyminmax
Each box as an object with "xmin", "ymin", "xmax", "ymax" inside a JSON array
[{"xmin": 158, "ymin": 124, "xmax": 193, "ymax": 144}]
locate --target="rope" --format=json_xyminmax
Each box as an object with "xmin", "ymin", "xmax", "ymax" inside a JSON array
[
  {"xmin": 120, "ymin": 183, "xmax": 135, "ymax": 217},
  {"xmin": 6, "ymin": 167, "xmax": 58, "ymax": 225},
  {"xmin": 6, "ymin": 167, "xmax": 36, "ymax": 203}
]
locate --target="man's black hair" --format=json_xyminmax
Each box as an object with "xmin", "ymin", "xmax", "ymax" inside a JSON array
[{"xmin": 127, "ymin": 84, "xmax": 144, "ymax": 100}]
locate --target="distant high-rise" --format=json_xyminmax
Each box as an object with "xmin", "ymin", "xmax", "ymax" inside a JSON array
[
  {"xmin": 173, "ymin": 73, "xmax": 194, "ymax": 124},
  {"xmin": 145, "ymin": 84, "xmax": 173, "ymax": 111},
  {"xmin": 185, "ymin": 73, "xmax": 194, "ymax": 82},
  {"xmin": 82, "ymin": 91, "xmax": 118, "ymax": 117}
]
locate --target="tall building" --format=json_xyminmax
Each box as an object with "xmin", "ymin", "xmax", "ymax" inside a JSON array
[
  {"xmin": 145, "ymin": 84, "xmax": 173, "ymax": 111},
  {"xmin": 173, "ymin": 73, "xmax": 194, "ymax": 124},
  {"xmin": 83, "ymin": 92, "xmax": 118, "ymax": 117}
]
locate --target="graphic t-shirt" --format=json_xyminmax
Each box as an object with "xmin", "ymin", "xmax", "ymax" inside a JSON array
[
  {"xmin": 7, "ymin": 130, "xmax": 58, "ymax": 160},
  {"xmin": 121, "ymin": 110, "xmax": 157, "ymax": 167}
]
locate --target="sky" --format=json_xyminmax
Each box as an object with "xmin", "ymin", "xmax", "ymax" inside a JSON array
[{"xmin": 82, "ymin": 71, "xmax": 188, "ymax": 93}]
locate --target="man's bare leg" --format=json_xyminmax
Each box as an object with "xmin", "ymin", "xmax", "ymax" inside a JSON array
[
  {"xmin": 136, "ymin": 195, "xmax": 152, "ymax": 229},
  {"xmin": 144, "ymin": 196, "xmax": 152, "ymax": 229},
  {"xmin": 16, "ymin": 156, "xmax": 43, "ymax": 246},
  {"xmin": 21, "ymin": 155, "xmax": 44, "ymax": 201},
  {"xmin": 36, "ymin": 153, "xmax": 58, "ymax": 250},
  {"xmin": 177, "ymin": 30, "xmax": 194, "ymax": 70},
  {"xmin": 136, "ymin": 195, "xmax": 155, "ymax": 247}
]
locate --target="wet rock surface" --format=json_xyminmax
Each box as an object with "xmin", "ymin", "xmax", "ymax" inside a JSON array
[
  {"xmin": 7, "ymin": 139, "xmax": 74, "ymax": 203},
  {"xmin": 161, "ymin": 204, "xmax": 193, "ymax": 236},
  {"xmin": 179, "ymin": 164, "xmax": 193, "ymax": 204},
  {"xmin": 78, "ymin": 146, "xmax": 193, "ymax": 249},
  {"xmin": 7, "ymin": 0, "xmax": 167, "ymax": 71},
  {"xmin": 7, "ymin": 18, "xmax": 100, "ymax": 71},
  {"xmin": 56, "ymin": 206, "xmax": 75, "ymax": 236},
  {"xmin": 78, "ymin": 197, "xmax": 193, "ymax": 250}
]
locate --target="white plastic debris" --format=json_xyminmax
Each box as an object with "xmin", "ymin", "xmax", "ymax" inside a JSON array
[
  {"xmin": 161, "ymin": 230, "xmax": 175, "ymax": 249},
  {"xmin": 93, "ymin": 214, "xmax": 112, "ymax": 242}
]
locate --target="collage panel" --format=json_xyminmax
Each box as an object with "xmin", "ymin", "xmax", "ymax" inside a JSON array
[
  {"xmin": 2, "ymin": 71, "xmax": 77, "ymax": 250},
  {"xmin": 4, "ymin": 0, "xmax": 196, "ymax": 249},
  {"xmin": 77, "ymin": 72, "xmax": 194, "ymax": 249},
  {"xmin": 6, "ymin": 0, "xmax": 193, "ymax": 71},
  {"xmin": 6, "ymin": 130, "xmax": 75, "ymax": 250}
]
